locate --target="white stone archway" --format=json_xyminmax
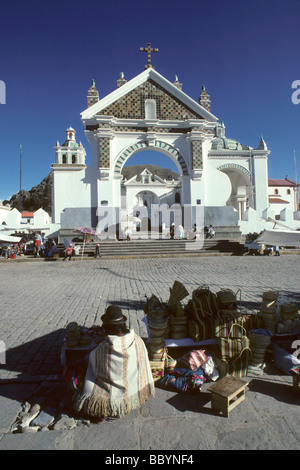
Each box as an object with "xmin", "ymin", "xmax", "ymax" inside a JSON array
[
  {"xmin": 113, "ymin": 140, "xmax": 190, "ymax": 177},
  {"xmin": 217, "ymin": 164, "xmax": 252, "ymax": 220}
]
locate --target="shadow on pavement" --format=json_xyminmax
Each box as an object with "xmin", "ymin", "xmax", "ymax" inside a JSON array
[
  {"xmin": 165, "ymin": 389, "xmax": 216, "ymax": 415},
  {"xmin": 0, "ymin": 329, "xmax": 65, "ymax": 380},
  {"xmin": 248, "ymin": 378, "xmax": 300, "ymax": 405}
]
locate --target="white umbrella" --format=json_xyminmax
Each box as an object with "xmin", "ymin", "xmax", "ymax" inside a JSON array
[{"xmin": 73, "ymin": 227, "xmax": 96, "ymax": 260}]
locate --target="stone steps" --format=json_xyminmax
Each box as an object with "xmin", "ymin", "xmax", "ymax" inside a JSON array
[{"xmin": 57, "ymin": 238, "xmax": 245, "ymax": 258}]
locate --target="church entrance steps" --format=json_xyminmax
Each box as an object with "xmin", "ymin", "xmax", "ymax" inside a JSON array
[{"xmin": 57, "ymin": 238, "xmax": 245, "ymax": 258}]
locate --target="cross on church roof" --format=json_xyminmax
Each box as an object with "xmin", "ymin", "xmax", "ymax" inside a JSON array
[{"xmin": 140, "ymin": 43, "xmax": 159, "ymax": 70}]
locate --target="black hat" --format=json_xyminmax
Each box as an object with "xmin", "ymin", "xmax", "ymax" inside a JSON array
[{"xmin": 101, "ymin": 305, "xmax": 127, "ymax": 325}]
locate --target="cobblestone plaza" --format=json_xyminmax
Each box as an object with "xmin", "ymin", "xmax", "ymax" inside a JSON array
[
  {"xmin": 0, "ymin": 255, "xmax": 299, "ymax": 451},
  {"xmin": 0, "ymin": 255, "xmax": 299, "ymax": 380}
]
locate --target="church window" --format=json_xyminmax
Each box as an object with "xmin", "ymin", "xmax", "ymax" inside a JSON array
[
  {"xmin": 72, "ymin": 154, "xmax": 76, "ymax": 164},
  {"xmin": 145, "ymin": 99, "xmax": 157, "ymax": 120},
  {"xmin": 175, "ymin": 192, "xmax": 181, "ymax": 204},
  {"xmin": 196, "ymin": 199, "xmax": 201, "ymax": 205},
  {"xmin": 62, "ymin": 154, "xmax": 67, "ymax": 164},
  {"xmin": 144, "ymin": 177, "xmax": 149, "ymax": 184},
  {"xmin": 274, "ymin": 189, "xmax": 278, "ymax": 195},
  {"xmin": 287, "ymin": 189, "xmax": 291, "ymax": 195}
]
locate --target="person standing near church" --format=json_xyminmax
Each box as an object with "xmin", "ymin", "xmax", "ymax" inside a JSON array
[
  {"xmin": 94, "ymin": 243, "xmax": 101, "ymax": 258},
  {"xmin": 273, "ymin": 245, "xmax": 280, "ymax": 256},
  {"xmin": 63, "ymin": 243, "xmax": 73, "ymax": 261}
]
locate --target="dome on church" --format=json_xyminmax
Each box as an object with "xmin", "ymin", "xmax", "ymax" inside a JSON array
[
  {"xmin": 211, "ymin": 137, "xmax": 250, "ymax": 151},
  {"xmin": 61, "ymin": 140, "xmax": 79, "ymax": 148},
  {"xmin": 211, "ymin": 122, "xmax": 252, "ymax": 151}
]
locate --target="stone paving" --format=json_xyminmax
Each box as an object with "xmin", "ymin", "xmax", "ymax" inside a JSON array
[{"xmin": 0, "ymin": 255, "xmax": 299, "ymax": 450}]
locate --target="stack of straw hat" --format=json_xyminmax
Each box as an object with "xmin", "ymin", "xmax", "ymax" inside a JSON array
[
  {"xmin": 168, "ymin": 281, "xmax": 189, "ymax": 339},
  {"xmin": 280, "ymin": 303, "xmax": 298, "ymax": 321},
  {"xmin": 65, "ymin": 322, "xmax": 80, "ymax": 348},
  {"xmin": 65, "ymin": 322, "xmax": 93, "ymax": 348},
  {"xmin": 148, "ymin": 314, "xmax": 168, "ymax": 362},
  {"xmin": 261, "ymin": 291, "xmax": 278, "ymax": 332}
]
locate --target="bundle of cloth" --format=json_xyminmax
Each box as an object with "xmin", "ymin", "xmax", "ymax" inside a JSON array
[{"xmin": 159, "ymin": 349, "xmax": 219, "ymax": 393}]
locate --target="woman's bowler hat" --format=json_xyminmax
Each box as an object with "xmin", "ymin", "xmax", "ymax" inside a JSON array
[{"xmin": 101, "ymin": 305, "xmax": 127, "ymax": 325}]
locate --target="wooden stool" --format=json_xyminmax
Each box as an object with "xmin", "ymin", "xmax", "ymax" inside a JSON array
[{"xmin": 208, "ymin": 376, "xmax": 249, "ymax": 417}]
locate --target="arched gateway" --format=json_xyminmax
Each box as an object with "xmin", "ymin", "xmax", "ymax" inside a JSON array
[{"xmin": 52, "ymin": 63, "xmax": 270, "ymax": 240}]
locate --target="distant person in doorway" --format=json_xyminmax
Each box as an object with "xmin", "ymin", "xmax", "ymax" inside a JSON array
[{"xmin": 170, "ymin": 223, "xmax": 175, "ymax": 240}]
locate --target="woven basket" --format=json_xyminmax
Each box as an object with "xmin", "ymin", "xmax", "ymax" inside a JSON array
[
  {"xmin": 248, "ymin": 331, "xmax": 271, "ymax": 365},
  {"xmin": 165, "ymin": 355, "xmax": 177, "ymax": 369},
  {"xmin": 148, "ymin": 324, "xmax": 169, "ymax": 338},
  {"xmin": 217, "ymin": 289, "xmax": 237, "ymax": 310},
  {"xmin": 169, "ymin": 316, "xmax": 188, "ymax": 339},
  {"xmin": 249, "ymin": 345, "xmax": 267, "ymax": 366},
  {"xmin": 149, "ymin": 336, "xmax": 165, "ymax": 345},
  {"xmin": 280, "ymin": 303, "xmax": 298, "ymax": 321},
  {"xmin": 189, "ymin": 320, "xmax": 200, "ymax": 342},
  {"xmin": 150, "ymin": 361, "xmax": 164, "ymax": 382},
  {"xmin": 248, "ymin": 331, "xmax": 272, "ymax": 348},
  {"xmin": 262, "ymin": 290, "xmax": 278, "ymax": 308},
  {"xmin": 170, "ymin": 331, "xmax": 188, "ymax": 339},
  {"xmin": 261, "ymin": 308, "xmax": 277, "ymax": 332}
]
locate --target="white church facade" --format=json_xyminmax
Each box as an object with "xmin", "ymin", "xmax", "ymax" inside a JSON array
[{"xmin": 51, "ymin": 65, "xmax": 300, "ymax": 241}]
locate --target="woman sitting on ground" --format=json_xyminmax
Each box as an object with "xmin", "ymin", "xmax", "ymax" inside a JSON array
[{"xmin": 70, "ymin": 306, "xmax": 155, "ymax": 420}]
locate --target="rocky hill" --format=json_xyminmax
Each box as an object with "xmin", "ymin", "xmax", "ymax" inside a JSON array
[
  {"xmin": 3, "ymin": 173, "xmax": 52, "ymax": 215},
  {"xmin": 2, "ymin": 165, "xmax": 179, "ymax": 215}
]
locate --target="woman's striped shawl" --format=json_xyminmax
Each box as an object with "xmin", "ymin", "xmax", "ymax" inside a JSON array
[{"xmin": 74, "ymin": 329, "xmax": 155, "ymax": 418}]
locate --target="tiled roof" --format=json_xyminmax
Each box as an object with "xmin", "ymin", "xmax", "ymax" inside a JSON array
[
  {"xmin": 268, "ymin": 197, "xmax": 289, "ymax": 203},
  {"xmin": 22, "ymin": 212, "xmax": 34, "ymax": 217},
  {"xmin": 268, "ymin": 179, "xmax": 296, "ymax": 187}
]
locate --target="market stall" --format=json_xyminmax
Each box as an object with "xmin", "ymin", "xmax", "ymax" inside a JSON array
[{"xmin": 61, "ymin": 280, "xmax": 300, "ymax": 417}]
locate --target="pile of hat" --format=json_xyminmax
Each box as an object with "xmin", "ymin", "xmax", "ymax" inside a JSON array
[
  {"xmin": 65, "ymin": 322, "xmax": 92, "ymax": 348},
  {"xmin": 277, "ymin": 301, "xmax": 300, "ymax": 334},
  {"xmin": 261, "ymin": 290, "xmax": 278, "ymax": 333},
  {"xmin": 168, "ymin": 281, "xmax": 189, "ymax": 339},
  {"xmin": 148, "ymin": 309, "xmax": 169, "ymax": 362}
]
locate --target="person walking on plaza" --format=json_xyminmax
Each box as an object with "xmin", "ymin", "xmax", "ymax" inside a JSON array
[
  {"xmin": 63, "ymin": 243, "xmax": 73, "ymax": 261},
  {"xmin": 94, "ymin": 243, "xmax": 101, "ymax": 258},
  {"xmin": 273, "ymin": 245, "xmax": 280, "ymax": 256},
  {"xmin": 34, "ymin": 232, "xmax": 42, "ymax": 257},
  {"xmin": 206, "ymin": 225, "xmax": 216, "ymax": 239}
]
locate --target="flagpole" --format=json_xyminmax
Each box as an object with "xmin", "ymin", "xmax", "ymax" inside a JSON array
[
  {"xmin": 19, "ymin": 144, "xmax": 22, "ymax": 213},
  {"xmin": 294, "ymin": 149, "xmax": 299, "ymax": 210},
  {"xmin": 294, "ymin": 149, "xmax": 297, "ymax": 185}
]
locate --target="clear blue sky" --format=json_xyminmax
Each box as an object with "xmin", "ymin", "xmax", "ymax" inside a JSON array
[{"xmin": 0, "ymin": 0, "xmax": 300, "ymax": 201}]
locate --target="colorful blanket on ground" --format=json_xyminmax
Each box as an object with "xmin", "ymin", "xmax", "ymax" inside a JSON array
[
  {"xmin": 159, "ymin": 367, "xmax": 206, "ymax": 393},
  {"xmin": 73, "ymin": 329, "xmax": 155, "ymax": 418}
]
